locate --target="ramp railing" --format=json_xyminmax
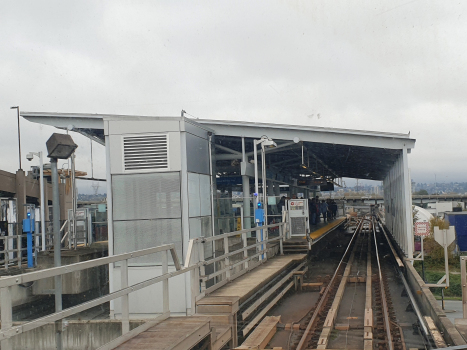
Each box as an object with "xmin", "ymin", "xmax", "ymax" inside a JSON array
[
  {"xmin": 184, "ymin": 222, "xmax": 290, "ymax": 310},
  {"xmin": 0, "ymin": 243, "xmax": 186, "ymax": 350}
]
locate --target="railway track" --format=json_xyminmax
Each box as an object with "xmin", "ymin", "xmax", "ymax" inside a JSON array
[{"xmin": 287, "ymin": 215, "xmax": 410, "ymax": 350}]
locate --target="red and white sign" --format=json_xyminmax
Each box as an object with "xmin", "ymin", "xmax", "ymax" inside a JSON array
[{"xmin": 415, "ymin": 222, "xmax": 430, "ymax": 236}]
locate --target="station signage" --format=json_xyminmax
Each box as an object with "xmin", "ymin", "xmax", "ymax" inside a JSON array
[
  {"xmin": 289, "ymin": 200, "xmax": 304, "ymax": 210},
  {"xmin": 414, "ymin": 222, "xmax": 430, "ymax": 236}
]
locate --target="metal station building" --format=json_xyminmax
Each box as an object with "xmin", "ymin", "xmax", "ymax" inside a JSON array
[{"xmin": 22, "ymin": 112, "xmax": 415, "ymax": 318}]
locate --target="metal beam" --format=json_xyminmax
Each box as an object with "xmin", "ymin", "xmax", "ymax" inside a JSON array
[
  {"xmin": 215, "ymin": 142, "xmax": 297, "ymax": 160},
  {"xmin": 215, "ymin": 144, "xmax": 242, "ymax": 155},
  {"xmin": 197, "ymin": 119, "xmax": 415, "ymax": 150}
]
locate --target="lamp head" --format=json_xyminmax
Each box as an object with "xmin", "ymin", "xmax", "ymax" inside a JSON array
[
  {"xmin": 46, "ymin": 133, "xmax": 78, "ymax": 159},
  {"xmin": 26, "ymin": 153, "xmax": 34, "ymax": 161},
  {"xmin": 259, "ymin": 136, "xmax": 277, "ymax": 148}
]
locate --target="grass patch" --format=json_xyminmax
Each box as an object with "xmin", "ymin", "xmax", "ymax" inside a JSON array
[
  {"xmin": 413, "ymin": 267, "xmax": 462, "ymax": 297},
  {"xmin": 433, "ymin": 296, "xmax": 462, "ymax": 301}
]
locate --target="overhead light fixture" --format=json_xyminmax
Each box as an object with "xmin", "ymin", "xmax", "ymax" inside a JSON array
[
  {"xmin": 300, "ymin": 163, "xmax": 307, "ymax": 169},
  {"xmin": 260, "ymin": 137, "xmax": 277, "ymax": 148}
]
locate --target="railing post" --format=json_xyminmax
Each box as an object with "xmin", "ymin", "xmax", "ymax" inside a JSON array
[
  {"xmin": 224, "ymin": 237, "xmax": 230, "ymax": 281},
  {"xmin": 162, "ymin": 250, "xmax": 169, "ymax": 315},
  {"xmin": 34, "ymin": 234, "xmax": 38, "ymax": 267},
  {"xmin": 17, "ymin": 234, "xmax": 21, "ymax": 268},
  {"xmin": 242, "ymin": 232, "xmax": 249, "ymax": 270},
  {"xmin": 199, "ymin": 239, "xmax": 206, "ymax": 292},
  {"xmin": 190, "ymin": 241, "xmax": 201, "ymax": 314},
  {"xmin": 279, "ymin": 224, "xmax": 284, "ymax": 255},
  {"xmin": 1, "ymin": 286, "xmax": 13, "ymax": 350},
  {"xmin": 121, "ymin": 259, "xmax": 130, "ymax": 334},
  {"xmin": 4, "ymin": 236, "xmax": 9, "ymax": 271}
]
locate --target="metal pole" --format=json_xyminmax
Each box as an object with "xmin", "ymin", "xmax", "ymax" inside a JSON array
[
  {"xmin": 261, "ymin": 144, "xmax": 268, "ymax": 246},
  {"xmin": 442, "ymin": 288, "xmax": 445, "ymax": 310},
  {"xmin": 253, "ymin": 140, "xmax": 262, "ymax": 258},
  {"xmin": 71, "ymin": 154, "xmax": 77, "ymax": 248},
  {"xmin": 51, "ymin": 158, "xmax": 63, "ymax": 350},
  {"xmin": 1, "ymin": 286, "xmax": 13, "ymax": 350},
  {"xmin": 444, "ymin": 229, "xmax": 450, "ymax": 288},
  {"xmin": 39, "ymin": 152, "xmax": 46, "ymax": 251},
  {"xmin": 242, "ymin": 137, "xmax": 251, "ymax": 231},
  {"xmin": 254, "ymin": 140, "xmax": 259, "ymax": 209},
  {"xmin": 240, "ymin": 206, "xmax": 244, "ymax": 230},
  {"xmin": 461, "ymin": 256, "xmax": 467, "ymax": 319},
  {"xmin": 421, "ymin": 235, "xmax": 425, "ymax": 281},
  {"xmin": 11, "ymin": 107, "xmax": 22, "ymax": 170}
]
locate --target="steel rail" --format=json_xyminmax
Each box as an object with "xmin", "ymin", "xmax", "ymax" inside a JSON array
[
  {"xmin": 295, "ymin": 217, "xmax": 364, "ymax": 350},
  {"xmin": 377, "ymin": 221, "xmax": 430, "ymax": 340},
  {"xmin": 372, "ymin": 217, "xmax": 394, "ymax": 350}
]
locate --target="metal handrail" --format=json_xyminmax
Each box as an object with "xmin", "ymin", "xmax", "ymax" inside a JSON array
[
  {"xmin": 194, "ymin": 222, "xmax": 285, "ymax": 243},
  {"xmin": 0, "ymin": 232, "xmax": 54, "ymax": 270},
  {"xmin": 184, "ymin": 221, "xmax": 289, "ymax": 308},
  {"xmin": 0, "ymin": 244, "xmax": 179, "ymax": 288},
  {"xmin": 0, "ymin": 243, "xmax": 184, "ymax": 350}
]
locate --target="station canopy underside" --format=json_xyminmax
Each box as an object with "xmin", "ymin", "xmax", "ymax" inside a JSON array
[
  {"xmin": 21, "ymin": 112, "xmax": 415, "ymax": 183},
  {"xmin": 197, "ymin": 119, "xmax": 415, "ymax": 183},
  {"xmin": 212, "ymin": 135, "xmax": 402, "ymax": 181}
]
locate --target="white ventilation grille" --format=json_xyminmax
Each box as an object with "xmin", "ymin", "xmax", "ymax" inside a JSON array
[
  {"xmin": 291, "ymin": 217, "xmax": 306, "ymax": 236},
  {"xmin": 123, "ymin": 134, "xmax": 168, "ymax": 171}
]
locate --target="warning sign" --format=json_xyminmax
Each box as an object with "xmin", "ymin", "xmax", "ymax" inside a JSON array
[
  {"xmin": 414, "ymin": 222, "xmax": 430, "ymax": 237},
  {"xmin": 290, "ymin": 200, "xmax": 304, "ymax": 210}
]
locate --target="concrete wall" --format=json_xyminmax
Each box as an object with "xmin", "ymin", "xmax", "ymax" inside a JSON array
[
  {"xmin": 404, "ymin": 261, "xmax": 466, "ymax": 346},
  {"xmin": 9, "ymin": 320, "xmax": 144, "ymax": 350},
  {"xmin": 33, "ymin": 248, "xmax": 108, "ymax": 295}
]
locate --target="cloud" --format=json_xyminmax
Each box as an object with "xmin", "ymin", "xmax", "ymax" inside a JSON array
[{"xmin": 1, "ymin": 0, "xmax": 467, "ymax": 185}]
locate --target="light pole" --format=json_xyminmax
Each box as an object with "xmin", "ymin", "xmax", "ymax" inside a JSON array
[
  {"xmin": 46, "ymin": 133, "xmax": 78, "ymax": 350},
  {"xmin": 10, "ymin": 106, "xmax": 21, "ymax": 170},
  {"xmin": 26, "ymin": 152, "xmax": 46, "ymax": 251},
  {"xmin": 253, "ymin": 136, "xmax": 277, "ymax": 260}
]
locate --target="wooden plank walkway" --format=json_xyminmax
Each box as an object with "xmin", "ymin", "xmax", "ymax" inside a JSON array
[
  {"xmin": 235, "ymin": 316, "xmax": 281, "ymax": 349},
  {"xmin": 201, "ymin": 254, "xmax": 306, "ymax": 305},
  {"xmin": 114, "ymin": 317, "xmax": 211, "ymax": 350},
  {"xmin": 115, "ymin": 254, "xmax": 306, "ymax": 349}
]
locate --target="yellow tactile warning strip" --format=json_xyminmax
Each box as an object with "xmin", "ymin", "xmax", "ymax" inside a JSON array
[{"xmin": 309, "ymin": 218, "xmax": 346, "ymax": 241}]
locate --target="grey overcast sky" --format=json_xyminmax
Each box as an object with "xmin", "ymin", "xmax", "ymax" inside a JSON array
[{"xmin": 1, "ymin": 1, "xmax": 466, "ymax": 191}]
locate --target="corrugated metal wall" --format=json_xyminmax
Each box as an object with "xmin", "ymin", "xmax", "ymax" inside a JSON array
[{"xmin": 383, "ymin": 148, "xmax": 413, "ymax": 258}]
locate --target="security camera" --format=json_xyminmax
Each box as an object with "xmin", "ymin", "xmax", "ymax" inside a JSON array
[{"xmin": 26, "ymin": 153, "xmax": 34, "ymax": 161}]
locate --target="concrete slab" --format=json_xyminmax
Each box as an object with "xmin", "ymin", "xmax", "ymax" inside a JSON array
[{"xmin": 438, "ymin": 300, "xmax": 464, "ymax": 324}]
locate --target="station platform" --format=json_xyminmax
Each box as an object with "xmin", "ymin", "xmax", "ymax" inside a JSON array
[
  {"xmin": 309, "ymin": 217, "xmax": 346, "ymax": 241},
  {"xmin": 283, "ymin": 217, "xmax": 346, "ymax": 253}
]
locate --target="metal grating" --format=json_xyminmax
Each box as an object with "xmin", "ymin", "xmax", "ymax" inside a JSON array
[
  {"xmin": 114, "ymin": 218, "xmax": 183, "ymax": 265},
  {"xmin": 112, "ymin": 173, "xmax": 181, "ymax": 221},
  {"xmin": 123, "ymin": 134, "xmax": 168, "ymax": 171},
  {"xmin": 291, "ymin": 217, "xmax": 306, "ymax": 236}
]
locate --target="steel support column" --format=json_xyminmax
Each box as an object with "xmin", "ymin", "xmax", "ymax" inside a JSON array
[{"xmin": 242, "ymin": 138, "xmax": 251, "ymax": 230}]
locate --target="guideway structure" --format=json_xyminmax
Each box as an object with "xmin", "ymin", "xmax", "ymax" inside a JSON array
[{"xmin": 21, "ymin": 112, "xmax": 416, "ymax": 321}]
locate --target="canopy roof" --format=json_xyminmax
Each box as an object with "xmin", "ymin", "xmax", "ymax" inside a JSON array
[{"xmin": 22, "ymin": 112, "xmax": 415, "ymax": 181}]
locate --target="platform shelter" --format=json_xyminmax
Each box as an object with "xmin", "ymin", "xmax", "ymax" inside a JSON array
[{"xmin": 21, "ymin": 112, "xmax": 415, "ymax": 318}]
